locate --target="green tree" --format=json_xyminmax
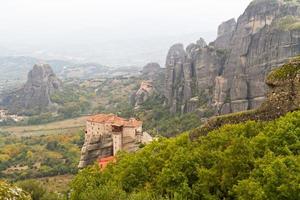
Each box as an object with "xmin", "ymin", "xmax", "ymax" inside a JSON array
[
  {"xmin": 0, "ymin": 181, "xmax": 31, "ymax": 200},
  {"xmin": 17, "ymin": 180, "xmax": 46, "ymax": 200}
]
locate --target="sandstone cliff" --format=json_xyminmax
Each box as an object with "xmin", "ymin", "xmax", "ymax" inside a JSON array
[
  {"xmin": 164, "ymin": 0, "xmax": 300, "ymax": 115},
  {"xmin": 78, "ymin": 134, "xmax": 114, "ymax": 168},
  {"xmin": 190, "ymin": 56, "xmax": 300, "ymax": 140},
  {"xmin": 1, "ymin": 64, "xmax": 62, "ymax": 114}
]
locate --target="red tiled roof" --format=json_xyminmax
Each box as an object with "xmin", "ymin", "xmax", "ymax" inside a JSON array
[
  {"xmin": 87, "ymin": 114, "xmax": 142, "ymax": 127},
  {"xmin": 99, "ymin": 156, "xmax": 115, "ymax": 162},
  {"xmin": 99, "ymin": 156, "xmax": 116, "ymax": 170}
]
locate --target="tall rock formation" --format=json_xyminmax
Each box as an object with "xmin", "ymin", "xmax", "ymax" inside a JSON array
[
  {"xmin": 213, "ymin": 18, "xmax": 236, "ymax": 49},
  {"xmin": 1, "ymin": 64, "xmax": 62, "ymax": 114},
  {"xmin": 164, "ymin": 39, "xmax": 227, "ymax": 113},
  {"xmin": 141, "ymin": 62, "xmax": 163, "ymax": 80},
  {"xmin": 190, "ymin": 56, "xmax": 300, "ymax": 140},
  {"xmin": 164, "ymin": 0, "xmax": 300, "ymax": 115}
]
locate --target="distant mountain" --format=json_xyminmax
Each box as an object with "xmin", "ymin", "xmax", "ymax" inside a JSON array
[
  {"xmin": 0, "ymin": 56, "xmax": 119, "ymax": 95},
  {"xmin": 0, "ymin": 56, "xmax": 72, "ymax": 94},
  {"xmin": 0, "ymin": 56, "xmax": 73, "ymax": 79},
  {"xmin": 1, "ymin": 64, "xmax": 62, "ymax": 115},
  {"xmin": 0, "ymin": 56, "xmax": 142, "ymax": 95}
]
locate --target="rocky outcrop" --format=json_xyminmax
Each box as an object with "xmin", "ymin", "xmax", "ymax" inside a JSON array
[
  {"xmin": 164, "ymin": 0, "xmax": 300, "ymax": 115},
  {"xmin": 164, "ymin": 44, "xmax": 188, "ymax": 113},
  {"xmin": 133, "ymin": 81, "xmax": 156, "ymax": 107},
  {"xmin": 190, "ymin": 56, "xmax": 300, "ymax": 140},
  {"xmin": 213, "ymin": 18, "xmax": 236, "ymax": 49},
  {"xmin": 141, "ymin": 62, "xmax": 162, "ymax": 79},
  {"xmin": 132, "ymin": 63, "xmax": 165, "ymax": 107},
  {"xmin": 78, "ymin": 134, "xmax": 114, "ymax": 168},
  {"xmin": 1, "ymin": 64, "xmax": 62, "ymax": 114},
  {"xmin": 164, "ymin": 40, "xmax": 227, "ymax": 113}
]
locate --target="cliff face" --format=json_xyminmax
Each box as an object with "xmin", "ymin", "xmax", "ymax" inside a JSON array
[
  {"xmin": 78, "ymin": 134, "xmax": 113, "ymax": 168},
  {"xmin": 1, "ymin": 64, "xmax": 62, "ymax": 114},
  {"xmin": 164, "ymin": 0, "xmax": 300, "ymax": 114},
  {"xmin": 164, "ymin": 41, "xmax": 227, "ymax": 113},
  {"xmin": 190, "ymin": 56, "xmax": 300, "ymax": 140}
]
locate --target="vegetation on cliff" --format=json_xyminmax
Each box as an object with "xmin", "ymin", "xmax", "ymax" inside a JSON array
[
  {"xmin": 273, "ymin": 16, "xmax": 300, "ymax": 31},
  {"xmin": 190, "ymin": 56, "xmax": 300, "ymax": 139},
  {"xmin": 266, "ymin": 57, "xmax": 300, "ymax": 82},
  {"xmin": 135, "ymin": 95, "xmax": 203, "ymax": 137}
]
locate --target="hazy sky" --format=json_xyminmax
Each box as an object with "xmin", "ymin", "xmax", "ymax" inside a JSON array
[{"xmin": 0, "ymin": 0, "xmax": 253, "ymax": 66}]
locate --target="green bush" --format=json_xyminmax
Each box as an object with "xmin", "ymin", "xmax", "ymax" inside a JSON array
[
  {"xmin": 0, "ymin": 181, "xmax": 31, "ymax": 200},
  {"xmin": 17, "ymin": 180, "xmax": 65, "ymax": 200}
]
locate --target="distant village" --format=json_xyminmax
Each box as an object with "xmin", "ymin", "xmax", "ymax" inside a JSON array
[{"xmin": 0, "ymin": 109, "xmax": 24, "ymax": 123}]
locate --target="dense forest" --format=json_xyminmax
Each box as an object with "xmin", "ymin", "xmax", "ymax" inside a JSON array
[
  {"xmin": 70, "ymin": 111, "xmax": 300, "ymax": 200},
  {"xmin": 0, "ymin": 130, "xmax": 83, "ymax": 181}
]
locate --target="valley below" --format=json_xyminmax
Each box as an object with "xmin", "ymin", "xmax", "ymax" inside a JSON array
[{"xmin": 1, "ymin": 0, "xmax": 300, "ymax": 199}]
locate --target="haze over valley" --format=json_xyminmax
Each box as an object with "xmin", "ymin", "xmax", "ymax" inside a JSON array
[{"xmin": 0, "ymin": 0, "xmax": 252, "ymax": 66}]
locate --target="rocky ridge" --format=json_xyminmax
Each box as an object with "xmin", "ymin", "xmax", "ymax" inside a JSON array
[
  {"xmin": 0, "ymin": 64, "xmax": 62, "ymax": 114},
  {"xmin": 164, "ymin": 0, "xmax": 300, "ymax": 115}
]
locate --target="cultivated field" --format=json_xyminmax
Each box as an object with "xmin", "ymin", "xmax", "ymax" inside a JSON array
[{"xmin": 0, "ymin": 116, "xmax": 88, "ymax": 136}]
